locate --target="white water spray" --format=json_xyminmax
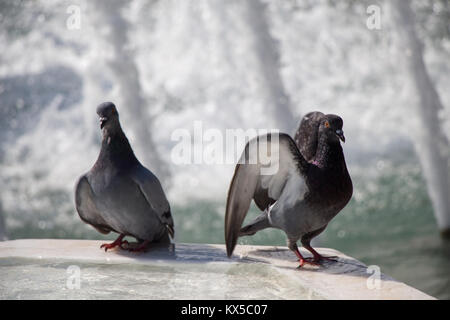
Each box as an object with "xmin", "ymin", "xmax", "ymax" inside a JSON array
[{"xmin": 391, "ymin": 0, "xmax": 450, "ymax": 234}]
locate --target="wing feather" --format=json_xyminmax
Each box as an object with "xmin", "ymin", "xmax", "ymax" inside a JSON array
[
  {"xmin": 74, "ymin": 175, "xmax": 111, "ymax": 234},
  {"xmin": 225, "ymin": 133, "xmax": 308, "ymax": 257},
  {"xmin": 130, "ymin": 166, "xmax": 174, "ymax": 238}
]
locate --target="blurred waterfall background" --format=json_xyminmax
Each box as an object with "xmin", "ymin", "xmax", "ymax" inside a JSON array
[{"xmin": 0, "ymin": 0, "xmax": 449, "ymax": 298}]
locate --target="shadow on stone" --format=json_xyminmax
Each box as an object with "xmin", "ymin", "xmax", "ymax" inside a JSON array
[{"xmin": 247, "ymin": 247, "xmax": 399, "ymax": 282}]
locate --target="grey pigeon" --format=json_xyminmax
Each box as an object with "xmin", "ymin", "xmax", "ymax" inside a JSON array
[
  {"xmin": 75, "ymin": 102, "xmax": 174, "ymax": 252},
  {"xmin": 225, "ymin": 113, "xmax": 352, "ymax": 267}
]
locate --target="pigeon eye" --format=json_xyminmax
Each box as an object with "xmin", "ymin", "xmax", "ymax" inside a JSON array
[{"xmin": 324, "ymin": 121, "xmax": 330, "ymax": 128}]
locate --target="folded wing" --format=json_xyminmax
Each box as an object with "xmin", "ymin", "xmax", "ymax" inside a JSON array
[
  {"xmin": 74, "ymin": 175, "xmax": 112, "ymax": 234},
  {"xmin": 130, "ymin": 166, "xmax": 175, "ymax": 238}
]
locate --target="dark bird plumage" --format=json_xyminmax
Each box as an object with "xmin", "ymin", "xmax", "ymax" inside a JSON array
[
  {"xmin": 294, "ymin": 111, "xmax": 325, "ymax": 162},
  {"xmin": 75, "ymin": 102, "xmax": 174, "ymax": 252},
  {"xmin": 225, "ymin": 113, "xmax": 352, "ymax": 267}
]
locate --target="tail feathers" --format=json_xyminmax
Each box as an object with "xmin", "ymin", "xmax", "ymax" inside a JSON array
[
  {"xmin": 166, "ymin": 224, "xmax": 175, "ymax": 240},
  {"xmin": 226, "ymin": 229, "xmax": 239, "ymax": 258}
]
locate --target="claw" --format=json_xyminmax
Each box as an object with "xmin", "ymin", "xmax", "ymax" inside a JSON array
[
  {"xmin": 305, "ymin": 255, "xmax": 339, "ymax": 264},
  {"xmin": 100, "ymin": 234, "xmax": 127, "ymax": 252},
  {"xmin": 297, "ymin": 258, "xmax": 320, "ymax": 268},
  {"xmin": 100, "ymin": 243, "xmax": 116, "ymax": 252},
  {"xmin": 294, "ymin": 245, "xmax": 339, "ymax": 268},
  {"xmin": 304, "ymin": 245, "xmax": 339, "ymax": 264},
  {"xmin": 294, "ymin": 247, "xmax": 320, "ymax": 268}
]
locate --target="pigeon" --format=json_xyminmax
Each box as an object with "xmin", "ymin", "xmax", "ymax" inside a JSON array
[
  {"xmin": 225, "ymin": 113, "xmax": 352, "ymax": 267},
  {"xmin": 75, "ymin": 102, "xmax": 174, "ymax": 252}
]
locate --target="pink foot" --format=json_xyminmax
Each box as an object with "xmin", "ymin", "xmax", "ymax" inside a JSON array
[
  {"xmin": 304, "ymin": 245, "xmax": 339, "ymax": 264},
  {"xmin": 100, "ymin": 234, "xmax": 127, "ymax": 252},
  {"xmin": 294, "ymin": 248, "xmax": 320, "ymax": 268},
  {"xmin": 297, "ymin": 258, "xmax": 320, "ymax": 268},
  {"xmin": 304, "ymin": 254, "xmax": 339, "ymax": 264}
]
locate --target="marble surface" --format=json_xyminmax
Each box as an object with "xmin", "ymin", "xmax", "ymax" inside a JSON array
[{"xmin": 0, "ymin": 239, "xmax": 435, "ymax": 300}]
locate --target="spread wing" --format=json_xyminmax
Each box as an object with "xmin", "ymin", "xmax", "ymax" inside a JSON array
[
  {"xmin": 130, "ymin": 165, "xmax": 174, "ymax": 238},
  {"xmin": 74, "ymin": 175, "xmax": 112, "ymax": 234},
  {"xmin": 294, "ymin": 111, "xmax": 325, "ymax": 162},
  {"xmin": 225, "ymin": 133, "xmax": 309, "ymax": 257}
]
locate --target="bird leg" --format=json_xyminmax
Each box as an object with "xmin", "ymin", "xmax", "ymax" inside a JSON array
[
  {"xmin": 294, "ymin": 248, "xmax": 320, "ymax": 267},
  {"xmin": 100, "ymin": 234, "xmax": 128, "ymax": 252},
  {"xmin": 303, "ymin": 245, "xmax": 338, "ymax": 263},
  {"xmin": 285, "ymin": 239, "xmax": 319, "ymax": 268}
]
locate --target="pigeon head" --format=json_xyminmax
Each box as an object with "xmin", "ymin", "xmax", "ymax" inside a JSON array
[
  {"xmin": 319, "ymin": 114, "xmax": 345, "ymax": 143},
  {"xmin": 96, "ymin": 102, "xmax": 120, "ymax": 131}
]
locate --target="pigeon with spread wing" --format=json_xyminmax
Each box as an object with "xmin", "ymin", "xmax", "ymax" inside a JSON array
[{"xmin": 225, "ymin": 113, "xmax": 352, "ymax": 267}]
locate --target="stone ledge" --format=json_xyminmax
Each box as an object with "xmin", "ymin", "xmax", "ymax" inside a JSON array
[{"xmin": 0, "ymin": 239, "xmax": 435, "ymax": 300}]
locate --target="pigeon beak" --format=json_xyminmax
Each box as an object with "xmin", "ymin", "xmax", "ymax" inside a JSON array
[
  {"xmin": 99, "ymin": 117, "xmax": 108, "ymax": 129},
  {"xmin": 336, "ymin": 130, "xmax": 345, "ymax": 143}
]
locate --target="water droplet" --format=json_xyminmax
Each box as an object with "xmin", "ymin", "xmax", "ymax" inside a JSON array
[
  {"xmin": 337, "ymin": 230, "xmax": 346, "ymax": 238},
  {"xmin": 16, "ymin": 99, "xmax": 25, "ymax": 110},
  {"xmin": 376, "ymin": 160, "xmax": 385, "ymax": 171}
]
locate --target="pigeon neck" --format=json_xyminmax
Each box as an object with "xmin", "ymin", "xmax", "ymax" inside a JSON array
[
  {"xmin": 312, "ymin": 134, "xmax": 344, "ymax": 169},
  {"xmin": 97, "ymin": 126, "xmax": 138, "ymax": 168}
]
